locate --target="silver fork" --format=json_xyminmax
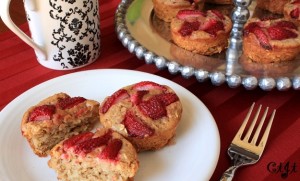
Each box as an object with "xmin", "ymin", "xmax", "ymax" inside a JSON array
[{"xmin": 220, "ymin": 103, "xmax": 276, "ymax": 181}]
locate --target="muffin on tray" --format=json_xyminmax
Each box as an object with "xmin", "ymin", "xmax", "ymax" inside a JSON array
[
  {"xmin": 152, "ymin": 0, "xmax": 205, "ymax": 22},
  {"xmin": 284, "ymin": 0, "xmax": 300, "ymax": 26},
  {"xmin": 256, "ymin": 0, "xmax": 289, "ymax": 14},
  {"xmin": 243, "ymin": 18, "xmax": 300, "ymax": 63},
  {"xmin": 48, "ymin": 128, "xmax": 139, "ymax": 181},
  {"xmin": 21, "ymin": 93, "xmax": 99, "ymax": 157},
  {"xmin": 99, "ymin": 81, "xmax": 183, "ymax": 152},
  {"xmin": 170, "ymin": 9, "xmax": 232, "ymax": 55}
]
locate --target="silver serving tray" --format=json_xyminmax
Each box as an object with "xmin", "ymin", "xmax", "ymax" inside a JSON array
[{"xmin": 115, "ymin": 0, "xmax": 300, "ymax": 91}]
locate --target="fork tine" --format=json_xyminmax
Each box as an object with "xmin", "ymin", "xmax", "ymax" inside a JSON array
[
  {"xmin": 258, "ymin": 109, "xmax": 276, "ymax": 148},
  {"xmin": 234, "ymin": 103, "xmax": 255, "ymax": 140},
  {"xmin": 250, "ymin": 106, "xmax": 269, "ymax": 145},
  {"xmin": 243, "ymin": 104, "xmax": 262, "ymax": 142}
]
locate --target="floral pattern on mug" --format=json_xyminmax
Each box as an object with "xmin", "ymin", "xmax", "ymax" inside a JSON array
[{"xmin": 49, "ymin": 0, "xmax": 100, "ymax": 69}]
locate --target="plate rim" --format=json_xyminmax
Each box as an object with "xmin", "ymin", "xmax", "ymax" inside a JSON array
[{"xmin": 0, "ymin": 69, "xmax": 220, "ymax": 181}]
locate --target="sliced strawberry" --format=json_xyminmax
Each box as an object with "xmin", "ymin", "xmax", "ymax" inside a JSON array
[
  {"xmin": 132, "ymin": 81, "xmax": 166, "ymax": 91},
  {"xmin": 273, "ymin": 20, "xmax": 298, "ymax": 30},
  {"xmin": 156, "ymin": 93, "xmax": 179, "ymax": 106},
  {"xmin": 292, "ymin": 0, "xmax": 300, "ymax": 4},
  {"xmin": 267, "ymin": 26, "xmax": 298, "ymax": 40},
  {"xmin": 101, "ymin": 89, "xmax": 129, "ymax": 114},
  {"xmin": 130, "ymin": 90, "xmax": 149, "ymax": 105},
  {"xmin": 290, "ymin": 8, "xmax": 300, "ymax": 19},
  {"xmin": 123, "ymin": 111, "xmax": 154, "ymax": 138},
  {"xmin": 99, "ymin": 139, "xmax": 122, "ymax": 160},
  {"xmin": 176, "ymin": 10, "xmax": 206, "ymax": 20},
  {"xmin": 179, "ymin": 21, "xmax": 201, "ymax": 36},
  {"xmin": 201, "ymin": 19, "xmax": 224, "ymax": 37},
  {"xmin": 73, "ymin": 131, "xmax": 112, "ymax": 155},
  {"xmin": 253, "ymin": 28, "xmax": 272, "ymax": 50},
  {"xmin": 210, "ymin": 10, "xmax": 225, "ymax": 20},
  {"xmin": 244, "ymin": 22, "xmax": 260, "ymax": 35},
  {"xmin": 57, "ymin": 97, "xmax": 86, "ymax": 110},
  {"xmin": 63, "ymin": 132, "xmax": 94, "ymax": 151},
  {"xmin": 28, "ymin": 105, "xmax": 56, "ymax": 122},
  {"xmin": 138, "ymin": 96, "xmax": 167, "ymax": 120}
]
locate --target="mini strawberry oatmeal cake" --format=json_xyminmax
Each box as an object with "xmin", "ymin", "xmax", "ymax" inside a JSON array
[
  {"xmin": 170, "ymin": 9, "xmax": 232, "ymax": 55},
  {"xmin": 256, "ymin": 0, "xmax": 289, "ymax": 14},
  {"xmin": 99, "ymin": 81, "xmax": 182, "ymax": 152},
  {"xmin": 243, "ymin": 18, "xmax": 300, "ymax": 63},
  {"xmin": 284, "ymin": 0, "xmax": 300, "ymax": 25},
  {"xmin": 152, "ymin": 0, "xmax": 205, "ymax": 22},
  {"xmin": 21, "ymin": 93, "xmax": 99, "ymax": 157},
  {"xmin": 48, "ymin": 129, "xmax": 139, "ymax": 181}
]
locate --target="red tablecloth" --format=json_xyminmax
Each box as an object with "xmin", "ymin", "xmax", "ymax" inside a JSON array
[{"xmin": 0, "ymin": 0, "xmax": 299, "ymax": 180}]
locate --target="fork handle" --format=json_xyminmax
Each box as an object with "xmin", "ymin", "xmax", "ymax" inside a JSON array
[{"xmin": 220, "ymin": 166, "xmax": 239, "ymax": 181}]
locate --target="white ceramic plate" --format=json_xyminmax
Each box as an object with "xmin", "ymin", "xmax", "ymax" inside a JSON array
[{"xmin": 0, "ymin": 69, "xmax": 220, "ymax": 181}]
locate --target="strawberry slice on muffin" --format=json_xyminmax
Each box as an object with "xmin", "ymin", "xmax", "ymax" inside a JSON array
[{"xmin": 284, "ymin": 0, "xmax": 300, "ymax": 26}]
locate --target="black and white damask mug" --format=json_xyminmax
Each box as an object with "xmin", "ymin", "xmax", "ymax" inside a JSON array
[{"xmin": 0, "ymin": 0, "xmax": 101, "ymax": 70}]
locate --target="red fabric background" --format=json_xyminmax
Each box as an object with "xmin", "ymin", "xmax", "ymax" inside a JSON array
[{"xmin": 0, "ymin": 0, "xmax": 299, "ymax": 180}]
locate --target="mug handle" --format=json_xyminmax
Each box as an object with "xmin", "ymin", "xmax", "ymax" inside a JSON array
[{"xmin": 0, "ymin": 0, "xmax": 46, "ymax": 60}]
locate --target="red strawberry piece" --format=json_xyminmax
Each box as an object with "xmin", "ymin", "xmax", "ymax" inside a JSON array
[
  {"xmin": 290, "ymin": 8, "xmax": 300, "ymax": 19},
  {"xmin": 176, "ymin": 10, "xmax": 206, "ymax": 20},
  {"xmin": 201, "ymin": 19, "xmax": 224, "ymax": 37},
  {"xmin": 130, "ymin": 90, "xmax": 149, "ymax": 105},
  {"xmin": 28, "ymin": 105, "xmax": 56, "ymax": 122},
  {"xmin": 132, "ymin": 81, "xmax": 166, "ymax": 91},
  {"xmin": 138, "ymin": 96, "xmax": 167, "ymax": 120},
  {"xmin": 274, "ymin": 21, "xmax": 298, "ymax": 30},
  {"xmin": 101, "ymin": 89, "xmax": 129, "ymax": 114},
  {"xmin": 99, "ymin": 139, "xmax": 123, "ymax": 160},
  {"xmin": 123, "ymin": 111, "xmax": 154, "ymax": 138},
  {"xmin": 73, "ymin": 131, "xmax": 112, "ymax": 155},
  {"xmin": 179, "ymin": 21, "xmax": 201, "ymax": 36},
  {"xmin": 244, "ymin": 22, "xmax": 260, "ymax": 35},
  {"xmin": 267, "ymin": 26, "xmax": 298, "ymax": 40},
  {"xmin": 292, "ymin": 0, "xmax": 300, "ymax": 4},
  {"xmin": 156, "ymin": 93, "xmax": 179, "ymax": 106},
  {"xmin": 57, "ymin": 97, "xmax": 86, "ymax": 110},
  {"xmin": 253, "ymin": 28, "xmax": 272, "ymax": 50},
  {"xmin": 63, "ymin": 132, "xmax": 94, "ymax": 151},
  {"xmin": 210, "ymin": 10, "xmax": 225, "ymax": 20}
]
